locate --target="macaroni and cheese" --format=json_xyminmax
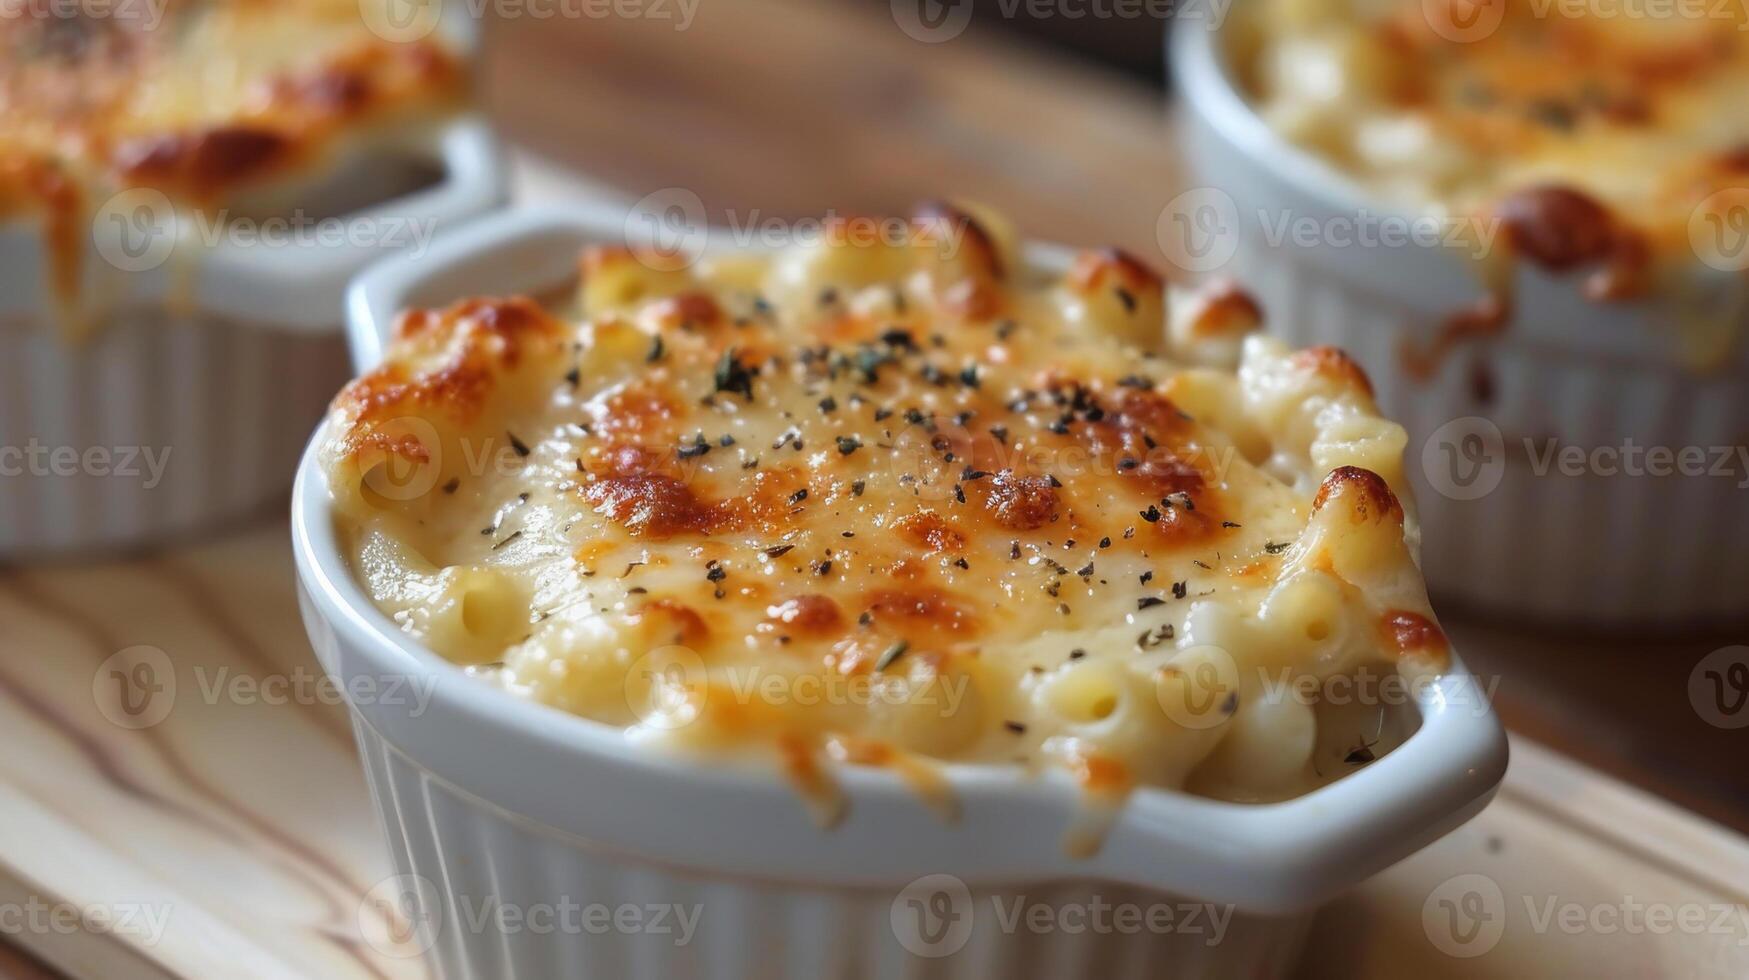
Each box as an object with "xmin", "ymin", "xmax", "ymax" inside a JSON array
[
  {"xmin": 1234, "ymin": 0, "xmax": 1749, "ymax": 363},
  {"xmin": 322, "ymin": 206, "xmax": 1450, "ymax": 813}
]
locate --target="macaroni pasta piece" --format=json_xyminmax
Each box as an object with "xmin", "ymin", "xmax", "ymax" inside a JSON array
[{"xmin": 324, "ymin": 206, "xmax": 1450, "ymax": 809}]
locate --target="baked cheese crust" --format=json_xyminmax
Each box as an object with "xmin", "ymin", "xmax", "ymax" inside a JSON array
[
  {"xmin": 1, "ymin": 0, "xmax": 466, "ymax": 306},
  {"xmin": 322, "ymin": 206, "xmax": 1450, "ymax": 810},
  {"xmin": 1234, "ymin": 0, "xmax": 1749, "ymax": 363}
]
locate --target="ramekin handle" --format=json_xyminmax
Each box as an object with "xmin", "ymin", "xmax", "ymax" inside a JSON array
[
  {"xmin": 344, "ymin": 205, "xmax": 639, "ymax": 372},
  {"xmin": 1099, "ymin": 669, "xmax": 1510, "ymax": 912},
  {"xmin": 200, "ymin": 115, "xmax": 506, "ymax": 335}
]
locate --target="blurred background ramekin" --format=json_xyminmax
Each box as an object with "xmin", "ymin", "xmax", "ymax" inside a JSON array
[
  {"xmin": 0, "ymin": 119, "xmax": 503, "ymax": 559},
  {"xmin": 0, "ymin": 0, "xmax": 505, "ymax": 559},
  {"xmin": 1172, "ymin": 15, "xmax": 1749, "ymax": 626}
]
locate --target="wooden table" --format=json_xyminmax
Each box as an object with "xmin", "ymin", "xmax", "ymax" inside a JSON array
[{"xmin": 0, "ymin": 1, "xmax": 1743, "ymax": 975}]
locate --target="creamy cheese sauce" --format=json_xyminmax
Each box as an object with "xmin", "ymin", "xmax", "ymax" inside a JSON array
[{"xmin": 324, "ymin": 207, "xmax": 1449, "ymax": 816}]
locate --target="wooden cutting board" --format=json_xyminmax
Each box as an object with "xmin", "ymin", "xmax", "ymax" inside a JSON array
[{"xmin": 1, "ymin": 161, "xmax": 1745, "ymax": 979}]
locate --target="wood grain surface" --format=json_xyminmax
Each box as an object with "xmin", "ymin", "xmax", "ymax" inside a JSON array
[
  {"xmin": 482, "ymin": 0, "xmax": 1180, "ymax": 261},
  {"xmin": 0, "ymin": 0, "xmax": 1744, "ymax": 975},
  {"xmin": 0, "ymin": 535, "xmax": 424, "ymax": 980}
]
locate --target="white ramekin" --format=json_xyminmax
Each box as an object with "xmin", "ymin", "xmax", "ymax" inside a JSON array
[
  {"xmin": 0, "ymin": 117, "xmax": 501, "ymax": 558},
  {"xmin": 1172, "ymin": 19, "xmax": 1749, "ymax": 625},
  {"xmin": 291, "ymin": 206, "xmax": 1509, "ymax": 980},
  {"xmin": 0, "ymin": 5, "xmax": 503, "ymax": 558}
]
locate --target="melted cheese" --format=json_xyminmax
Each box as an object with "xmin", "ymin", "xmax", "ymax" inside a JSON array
[
  {"xmin": 1235, "ymin": 0, "xmax": 1749, "ymax": 363},
  {"xmin": 0, "ymin": 0, "xmax": 466, "ymax": 317},
  {"xmin": 1239, "ymin": 0, "xmax": 1749, "ymax": 241},
  {"xmin": 322, "ymin": 206, "xmax": 1449, "ymax": 809},
  {"xmin": 1, "ymin": 0, "xmax": 463, "ymax": 191}
]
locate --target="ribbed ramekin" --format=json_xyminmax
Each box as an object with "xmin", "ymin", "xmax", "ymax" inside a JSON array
[
  {"xmin": 291, "ymin": 205, "xmax": 1509, "ymax": 980},
  {"xmin": 343, "ymin": 715, "xmax": 1313, "ymax": 979},
  {"xmin": 1172, "ymin": 18, "xmax": 1749, "ymax": 625},
  {"xmin": 0, "ymin": 117, "xmax": 502, "ymax": 558},
  {"xmin": 0, "ymin": 313, "xmax": 345, "ymax": 554}
]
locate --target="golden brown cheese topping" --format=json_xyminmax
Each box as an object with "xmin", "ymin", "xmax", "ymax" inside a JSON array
[
  {"xmin": 323, "ymin": 206, "xmax": 1448, "ymax": 811},
  {"xmin": 1, "ymin": 0, "xmax": 466, "ymax": 310},
  {"xmin": 1, "ymin": 0, "xmax": 463, "ymax": 193},
  {"xmin": 1234, "ymin": 0, "xmax": 1749, "ymax": 363}
]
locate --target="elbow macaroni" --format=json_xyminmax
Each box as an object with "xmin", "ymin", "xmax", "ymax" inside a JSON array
[{"xmin": 323, "ymin": 204, "xmax": 1451, "ymax": 807}]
